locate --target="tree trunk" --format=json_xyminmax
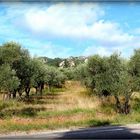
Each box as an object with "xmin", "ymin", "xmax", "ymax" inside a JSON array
[
  {"xmin": 35, "ymin": 87, "xmax": 38, "ymax": 94},
  {"xmin": 18, "ymin": 91, "xmax": 22, "ymax": 97},
  {"xmin": 12, "ymin": 90, "xmax": 17, "ymax": 99},
  {"xmin": 124, "ymin": 95, "xmax": 130, "ymax": 114},
  {"xmin": 25, "ymin": 87, "xmax": 30, "ymax": 98},
  {"xmin": 114, "ymin": 95, "xmax": 131, "ymax": 114},
  {"xmin": 8, "ymin": 92, "xmax": 12, "ymax": 100},
  {"xmin": 40, "ymin": 83, "xmax": 44, "ymax": 95},
  {"xmin": 114, "ymin": 95, "xmax": 123, "ymax": 113}
]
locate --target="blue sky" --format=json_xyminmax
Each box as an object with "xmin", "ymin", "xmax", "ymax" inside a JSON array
[{"xmin": 0, "ymin": 2, "xmax": 140, "ymax": 58}]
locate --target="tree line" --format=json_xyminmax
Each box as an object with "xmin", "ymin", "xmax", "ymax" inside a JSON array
[
  {"xmin": 75, "ymin": 51, "xmax": 140, "ymax": 114},
  {"xmin": 0, "ymin": 42, "xmax": 66, "ymax": 100},
  {"xmin": 0, "ymin": 41, "xmax": 140, "ymax": 115}
]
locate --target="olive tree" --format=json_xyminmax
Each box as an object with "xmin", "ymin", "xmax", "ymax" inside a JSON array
[
  {"xmin": 14, "ymin": 57, "xmax": 36, "ymax": 98},
  {"xmin": 0, "ymin": 41, "xmax": 33, "ymax": 98},
  {"xmin": 106, "ymin": 54, "xmax": 133, "ymax": 114},
  {"xmin": 55, "ymin": 70, "xmax": 67, "ymax": 88},
  {"xmin": 87, "ymin": 54, "xmax": 133, "ymax": 114},
  {"xmin": 129, "ymin": 49, "xmax": 140, "ymax": 91},
  {"xmin": 0, "ymin": 42, "xmax": 22, "ymax": 65},
  {"xmin": 46, "ymin": 66, "xmax": 66, "ymax": 93},
  {"xmin": 32, "ymin": 58, "xmax": 47, "ymax": 95},
  {"xmin": 62, "ymin": 67, "xmax": 75, "ymax": 80},
  {"xmin": 74, "ymin": 63, "xmax": 92, "ymax": 88},
  {"xmin": 0, "ymin": 64, "xmax": 20, "ymax": 100},
  {"xmin": 87, "ymin": 55, "xmax": 109, "ymax": 96}
]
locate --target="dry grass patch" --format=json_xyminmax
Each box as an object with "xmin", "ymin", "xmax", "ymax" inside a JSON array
[{"xmin": 0, "ymin": 81, "xmax": 139, "ymax": 133}]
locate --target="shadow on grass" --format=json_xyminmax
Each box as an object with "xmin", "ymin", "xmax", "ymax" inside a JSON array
[
  {"xmin": 20, "ymin": 107, "xmax": 46, "ymax": 117},
  {"xmin": 0, "ymin": 106, "xmax": 46, "ymax": 118},
  {"xmin": 88, "ymin": 119, "xmax": 110, "ymax": 127},
  {"xmin": 20, "ymin": 93, "xmax": 61, "ymax": 105},
  {"xmin": 0, "ymin": 102, "xmax": 11, "ymax": 111}
]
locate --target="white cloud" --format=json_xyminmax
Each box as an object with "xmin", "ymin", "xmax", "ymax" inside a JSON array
[
  {"xmin": 83, "ymin": 38, "xmax": 140, "ymax": 58},
  {"xmin": 84, "ymin": 46, "xmax": 111, "ymax": 57},
  {"xmin": 24, "ymin": 3, "xmax": 104, "ymax": 37},
  {"xmin": 23, "ymin": 3, "xmax": 135, "ymax": 48},
  {"xmin": 132, "ymin": 28, "xmax": 140, "ymax": 35},
  {"xmin": 30, "ymin": 43, "xmax": 71, "ymax": 58}
]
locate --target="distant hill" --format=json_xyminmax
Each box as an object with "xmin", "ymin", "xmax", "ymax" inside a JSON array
[{"xmin": 39, "ymin": 56, "xmax": 88, "ymax": 68}]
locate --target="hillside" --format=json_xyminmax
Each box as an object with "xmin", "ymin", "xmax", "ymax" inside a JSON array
[{"xmin": 39, "ymin": 56, "xmax": 88, "ymax": 68}]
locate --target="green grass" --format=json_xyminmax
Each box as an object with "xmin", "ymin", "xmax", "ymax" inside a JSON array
[
  {"xmin": 1, "ymin": 123, "xmax": 49, "ymax": 132},
  {"xmin": 0, "ymin": 100, "xmax": 25, "ymax": 119},
  {"xmin": 0, "ymin": 100, "xmax": 139, "ymax": 132},
  {"xmin": 43, "ymin": 87, "xmax": 66, "ymax": 94},
  {"xmin": 0, "ymin": 106, "xmax": 46, "ymax": 119},
  {"xmin": 37, "ymin": 108, "xmax": 95, "ymax": 118},
  {"xmin": 48, "ymin": 119, "xmax": 111, "ymax": 129},
  {"xmin": 0, "ymin": 120, "xmax": 110, "ymax": 132},
  {"xmin": 0, "ymin": 100, "xmax": 22, "ymax": 110}
]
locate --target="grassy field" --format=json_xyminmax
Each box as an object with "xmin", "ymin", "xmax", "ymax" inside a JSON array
[{"xmin": 0, "ymin": 81, "xmax": 140, "ymax": 133}]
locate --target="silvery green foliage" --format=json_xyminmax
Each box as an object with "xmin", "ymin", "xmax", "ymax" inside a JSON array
[
  {"xmin": 0, "ymin": 64, "xmax": 20, "ymax": 93},
  {"xmin": 46, "ymin": 66, "xmax": 66, "ymax": 89},
  {"xmin": 129, "ymin": 49, "xmax": 140, "ymax": 91},
  {"xmin": 87, "ymin": 53, "xmax": 132, "ymax": 96}
]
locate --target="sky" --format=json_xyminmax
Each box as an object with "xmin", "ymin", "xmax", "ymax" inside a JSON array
[{"xmin": 0, "ymin": 2, "xmax": 140, "ymax": 58}]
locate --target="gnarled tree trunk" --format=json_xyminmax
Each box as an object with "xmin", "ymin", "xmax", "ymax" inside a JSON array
[{"xmin": 114, "ymin": 95, "xmax": 131, "ymax": 114}]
